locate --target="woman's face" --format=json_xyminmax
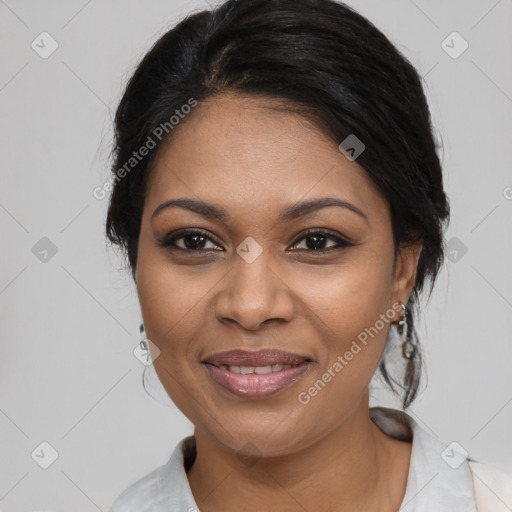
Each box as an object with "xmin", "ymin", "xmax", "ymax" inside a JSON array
[{"xmin": 136, "ymin": 92, "xmax": 421, "ymax": 456}]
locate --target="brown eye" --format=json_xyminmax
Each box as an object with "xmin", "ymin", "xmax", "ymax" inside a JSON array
[
  {"xmin": 289, "ymin": 229, "xmax": 354, "ymax": 252},
  {"xmin": 157, "ymin": 229, "xmax": 223, "ymax": 252}
]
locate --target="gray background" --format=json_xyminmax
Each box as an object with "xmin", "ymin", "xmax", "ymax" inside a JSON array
[{"xmin": 1, "ymin": 0, "xmax": 511, "ymax": 510}]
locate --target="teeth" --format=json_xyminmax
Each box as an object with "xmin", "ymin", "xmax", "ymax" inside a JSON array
[
  {"xmin": 223, "ymin": 364, "xmax": 299, "ymax": 374},
  {"xmin": 254, "ymin": 366, "xmax": 273, "ymax": 374}
]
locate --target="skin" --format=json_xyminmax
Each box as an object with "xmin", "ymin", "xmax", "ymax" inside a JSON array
[{"xmin": 136, "ymin": 91, "xmax": 423, "ymax": 512}]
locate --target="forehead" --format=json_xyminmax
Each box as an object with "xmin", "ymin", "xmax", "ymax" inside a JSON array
[{"xmin": 146, "ymin": 93, "xmax": 386, "ymax": 220}]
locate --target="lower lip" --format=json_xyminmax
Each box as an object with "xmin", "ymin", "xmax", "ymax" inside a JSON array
[{"xmin": 203, "ymin": 363, "xmax": 310, "ymax": 399}]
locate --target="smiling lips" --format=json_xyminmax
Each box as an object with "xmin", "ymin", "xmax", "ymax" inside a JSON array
[{"xmin": 202, "ymin": 349, "xmax": 312, "ymax": 398}]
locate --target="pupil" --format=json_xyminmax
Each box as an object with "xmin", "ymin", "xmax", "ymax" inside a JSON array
[
  {"xmin": 185, "ymin": 234, "xmax": 205, "ymax": 249},
  {"xmin": 306, "ymin": 235, "xmax": 326, "ymax": 250}
]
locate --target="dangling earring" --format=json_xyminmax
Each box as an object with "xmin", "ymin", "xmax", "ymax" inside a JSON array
[
  {"xmin": 139, "ymin": 322, "xmax": 150, "ymax": 360},
  {"xmin": 398, "ymin": 301, "xmax": 415, "ymax": 359}
]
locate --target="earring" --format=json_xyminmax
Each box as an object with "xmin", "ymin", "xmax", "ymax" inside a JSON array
[
  {"xmin": 398, "ymin": 301, "xmax": 415, "ymax": 360},
  {"xmin": 139, "ymin": 322, "xmax": 149, "ymax": 354}
]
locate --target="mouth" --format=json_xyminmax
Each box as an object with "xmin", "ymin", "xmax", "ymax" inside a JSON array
[{"xmin": 201, "ymin": 349, "xmax": 312, "ymax": 399}]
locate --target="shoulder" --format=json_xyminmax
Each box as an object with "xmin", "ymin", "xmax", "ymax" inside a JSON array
[
  {"xmin": 108, "ymin": 435, "xmax": 197, "ymax": 512},
  {"xmin": 109, "ymin": 462, "xmax": 171, "ymax": 512},
  {"xmin": 468, "ymin": 460, "xmax": 512, "ymax": 512}
]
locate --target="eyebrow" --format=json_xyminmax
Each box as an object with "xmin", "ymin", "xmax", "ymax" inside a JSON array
[{"xmin": 151, "ymin": 197, "xmax": 368, "ymax": 223}]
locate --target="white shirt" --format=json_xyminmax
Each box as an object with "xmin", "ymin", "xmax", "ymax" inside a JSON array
[{"xmin": 109, "ymin": 407, "xmax": 511, "ymax": 511}]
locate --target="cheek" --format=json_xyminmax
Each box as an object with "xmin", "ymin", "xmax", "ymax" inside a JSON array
[
  {"xmin": 135, "ymin": 244, "xmax": 207, "ymax": 370},
  {"xmin": 136, "ymin": 232, "xmax": 219, "ymax": 337},
  {"xmin": 297, "ymin": 247, "xmax": 394, "ymax": 338},
  {"xmin": 136, "ymin": 253, "xmax": 211, "ymax": 421},
  {"xmin": 293, "ymin": 271, "xmax": 395, "ymax": 441},
  {"xmin": 296, "ymin": 247, "xmax": 395, "ymax": 388}
]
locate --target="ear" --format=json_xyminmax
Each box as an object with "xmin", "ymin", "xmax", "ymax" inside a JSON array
[{"xmin": 391, "ymin": 242, "xmax": 423, "ymax": 316}]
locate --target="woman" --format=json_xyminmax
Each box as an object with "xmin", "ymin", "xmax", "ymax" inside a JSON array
[{"xmin": 105, "ymin": 0, "xmax": 511, "ymax": 510}]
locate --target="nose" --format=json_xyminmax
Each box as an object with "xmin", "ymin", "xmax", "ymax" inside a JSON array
[{"xmin": 214, "ymin": 253, "xmax": 295, "ymax": 331}]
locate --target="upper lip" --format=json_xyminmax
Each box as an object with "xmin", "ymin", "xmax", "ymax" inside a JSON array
[{"xmin": 202, "ymin": 349, "xmax": 312, "ymax": 367}]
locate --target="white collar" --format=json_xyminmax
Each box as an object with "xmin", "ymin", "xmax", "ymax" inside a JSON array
[
  {"xmin": 369, "ymin": 407, "xmax": 478, "ymax": 511},
  {"xmin": 110, "ymin": 407, "xmax": 478, "ymax": 511}
]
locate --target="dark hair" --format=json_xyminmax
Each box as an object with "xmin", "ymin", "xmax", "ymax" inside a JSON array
[{"xmin": 105, "ymin": 0, "xmax": 450, "ymax": 409}]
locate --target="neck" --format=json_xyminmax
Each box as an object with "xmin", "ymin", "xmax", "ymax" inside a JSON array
[{"xmin": 186, "ymin": 396, "xmax": 411, "ymax": 512}]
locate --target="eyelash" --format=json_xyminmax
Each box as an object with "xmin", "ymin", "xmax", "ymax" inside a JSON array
[{"xmin": 156, "ymin": 228, "xmax": 354, "ymax": 254}]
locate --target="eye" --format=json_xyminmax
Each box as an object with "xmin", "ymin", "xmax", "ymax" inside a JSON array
[
  {"xmin": 157, "ymin": 228, "xmax": 355, "ymax": 254},
  {"xmin": 289, "ymin": 229, "xmax": 354, "ymax": 252},
  {"xmin": 156, "ymin": 229, "xmax": 223, "ymax": 252}
]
